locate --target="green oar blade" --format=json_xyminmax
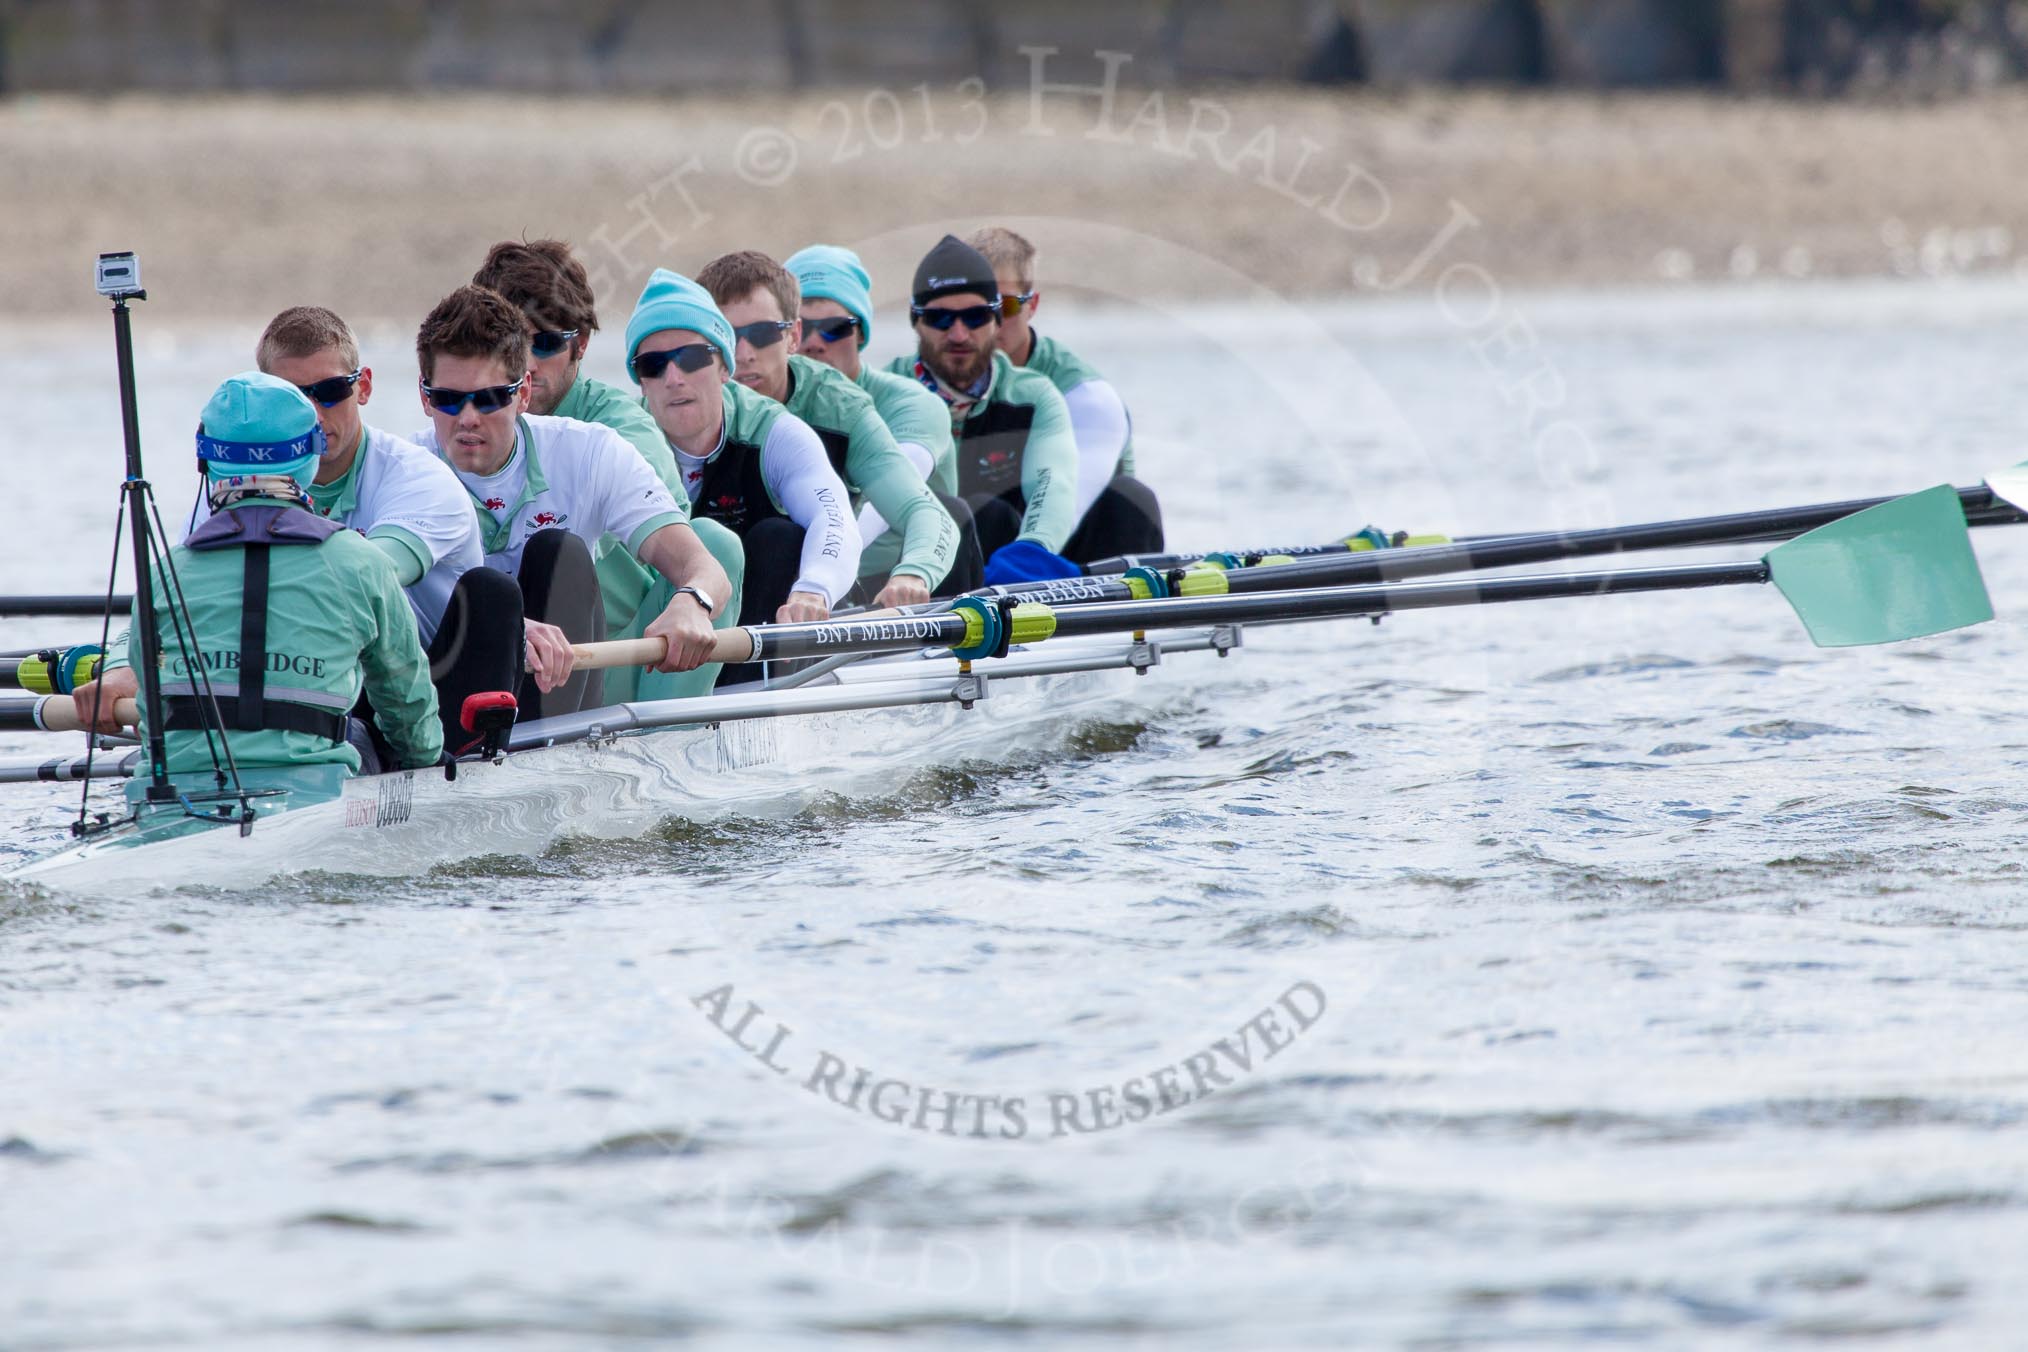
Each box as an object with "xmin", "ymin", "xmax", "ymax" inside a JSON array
[{"xmin": 1765, "ymin": 484, "xmax": 1993, "ymax": 647}]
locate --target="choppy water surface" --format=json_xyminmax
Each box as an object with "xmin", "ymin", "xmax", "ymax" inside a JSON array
[{"xmin": 8, "ymin": 281, "xmax": 2028, "ymax": 1348}]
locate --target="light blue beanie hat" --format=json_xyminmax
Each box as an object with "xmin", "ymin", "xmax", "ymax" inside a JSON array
[
  {"xmin": 624, "ymin": 268, "xmax": 735, "ymax": 382},
  {"xmin": 194, "ymin": 371, "xmax": 325, "ymax": 486},
  {"xmin": 786, "ymin": 245, "xmax": 874, "ymax": 349}
]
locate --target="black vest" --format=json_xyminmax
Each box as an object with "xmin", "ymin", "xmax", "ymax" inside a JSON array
[
  {"xmin": 814, "ymin": 426, "xmax": 851, "ymax": 481},
  {"xmin": 690, "ymin": 436, "xmax": 782, "ymax": 538},
  {"xmin": 956, "ymin": 400, "xmax": 1035, "ymax": 515}
]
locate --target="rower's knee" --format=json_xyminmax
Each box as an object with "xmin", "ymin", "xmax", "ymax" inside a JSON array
[
  {"xmin": 514, "ymin": 529, "xmax": 603, "ymax": 717},
  {"xmin": 429, "ymin": 565, "xmax": 524, "ymax": 681},
  {"xmin": 738, "ymin": 517, "xmax": 808, "ymax": 626},
  {"xmin": 689, "ymin": 517, "xmax": 747, "ymax": 631},
  {"xmin": 1065, "ymin": 475, "xmax": 1164, "ymax": 564},
  {"xmin": 968, "ymin": 496, "xmax": 1024, "ymax": 562},
  {"xmin": 517, "ymin": 528, "xmax": 604, "ymax": 641}
]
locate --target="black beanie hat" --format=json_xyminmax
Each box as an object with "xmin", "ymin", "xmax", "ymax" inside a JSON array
[{"xmin": 912, "ymin": 234, "xmax": 1000, "ymax": 307}]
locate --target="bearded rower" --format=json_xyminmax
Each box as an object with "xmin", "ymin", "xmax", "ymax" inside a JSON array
[
  {"xmin": 885, "ymin": 235, "xmax": 1082, "ymax": 586},
  {"xmin": 786, "ymin": 243, "xmax": 984, "ymax": 598},
  {"xmin": 471, "ymin": 239, "xmax": 746, "ymax": 641},
  {"xmin": 68, "ymin": 373, "xmax": 442, "ymax": 779},
  {"xmin": 968, "ymin": 227, "xmax": 1163, "ymax": 561},
  {"xmin": 411, "ymin": 284, "xmax": 731, "ymax": 714},
  {"xmin": 623, "ymin": 268, "xmax": 858, "ymax": 650}
]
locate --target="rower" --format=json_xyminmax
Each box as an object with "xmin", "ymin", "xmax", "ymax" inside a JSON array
[
  {"xmin": 698, "ymin": 250, "xmax": 963, "ymax": 610},
  {"xmin": 969, "ymin": 227, "xmax": 1164, "ymax": 561},
  {"xmin": 471, "ymin": 239, "xmax": 746, "ymax": 657},
  {"xmin": 623, "ymin": 267, "xmax": 858, "ymax": 650},
  {"xmin": 884, "ymin": 235, "xmax": 1081, "ymax": 586},
  {"xmin": 411, "ymin": 284, "xmax": 731, "ymax": 715},
  {"xmin": 168, "ymin": 308, "xmax": 514, "ymax": 754},
  {"xmin": 785, "ymin": 243, "xmax": 985, "ymax": 598},
  {"xmin": 66, "ymin": 372, "xmax": 442, "ymax": 779}
]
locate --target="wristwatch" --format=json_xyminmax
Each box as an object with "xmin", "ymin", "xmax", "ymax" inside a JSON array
[{"xmin": 672, "ymin": 585, "xmax": 717, "ymax": 616}]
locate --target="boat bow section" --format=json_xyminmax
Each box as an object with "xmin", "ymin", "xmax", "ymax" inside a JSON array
[{"xmin": 9, "ymin": 634, "xmax": 1207, "ymax": 893}]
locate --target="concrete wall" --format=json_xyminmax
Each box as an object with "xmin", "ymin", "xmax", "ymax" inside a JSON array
[{"xmin": 0, "ymin": 0, "xmax": 2019, "ymax": 94}]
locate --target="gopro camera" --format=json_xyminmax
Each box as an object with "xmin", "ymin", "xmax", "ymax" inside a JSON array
[{"xmin": 95, "ymin": 251, "xmax": 142, "ymax": 298}]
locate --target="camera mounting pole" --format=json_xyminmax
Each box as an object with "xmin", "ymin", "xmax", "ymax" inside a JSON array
[{"xmin": 96, "ymin": 251, "xmax": 173, "ymax": 803}]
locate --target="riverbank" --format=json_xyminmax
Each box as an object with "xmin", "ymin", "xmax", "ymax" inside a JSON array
[{"xmin": 5, "ymin": 87, "xmax": 2026, "ymax": 320}]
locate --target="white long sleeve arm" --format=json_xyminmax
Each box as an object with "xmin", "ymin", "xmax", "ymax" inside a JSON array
[
  {"xmin": 761, "ymin": 414, "xmax": 862, "ymax": 604},
  {"xmin": 1063, "ymin": 379, "xmax": 1130, "ymax": 523}
]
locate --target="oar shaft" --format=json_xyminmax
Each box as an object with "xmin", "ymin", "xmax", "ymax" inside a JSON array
[
  {"xmin": 573, "ymin": 562, "xmax": 1775, "ymax": 669},
  {"xmin": 1203, "ymin": 486, "xmax": 2015, "ymax": 595},
  {"xmin": 1091, "ymin": 485, "xmax": 2024, "ymax": 578},
  {"xmin": 0, "ymin": 695, "xmax": 140, "ymax": 733},
  {"xmin": 0, "ymin": 594, "xmax": 133, "ymax": 618},
  {"xmin": 1046, "ymin": 561, "xmax": 1774, "ymax": 639},
  {"xmin": 568, "ymin": 629, "xmax": 763, "ymax": 672},
  {"xmin": 0, "ymin": 751, "xmax": 134, "ymax": 784}
]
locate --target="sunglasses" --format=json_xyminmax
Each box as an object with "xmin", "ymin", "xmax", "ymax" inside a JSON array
[
  {"xmin": 529, "ymin": 329, "xmax": 580, "ymax": 359},
  {"xmin": 799, "ymin": 316, "xmax": 861, "ymax": 344},
  {"xmin": 296, "ymin": 369, "xmax": 363, "ymax": 408},
  {"xmin": 420, "ymin": 377, "xmax": 525, "ymax": 416},
  {"xmin": 998, "ymin": 291, "xmax": 1036, "ymax": 319},
  {"xmin": 631, "ymin": 343, "xmax": 720, "ymax": 380},
  {"xmin": 732, "ymin": 319, "xmax": 794, "ymax": 349},
  {"xmin": 911, "ymin": 304, "xmax": 999, "ymax": 332}
]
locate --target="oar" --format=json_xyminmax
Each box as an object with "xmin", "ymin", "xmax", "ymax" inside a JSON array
[
  {"xmin": 568, "ymin": 485, "xmax": 1989, "ymax": 668},
  {"xmin": 1084, "ymin": 481, "xmax": 2028, "ymax": 581},
  {"xmin": 12, "ymin": 487, "xmax": 1991, "ymax": 734},
  {"xmin": 0, "ymin": 594, "xmax": 133, "ymax": 618},
  {"xmin": 0, "ymin": 694, "xmax": 138, "ymax": 734},
  {"xmin": 0, "ymin": 749, "xmax": 136, "ymax": 784}
]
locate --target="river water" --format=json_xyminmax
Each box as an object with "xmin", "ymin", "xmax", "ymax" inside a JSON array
[{"xmin": 6, "ymin": 279, "xmax": 2028, "ymax": 1348}]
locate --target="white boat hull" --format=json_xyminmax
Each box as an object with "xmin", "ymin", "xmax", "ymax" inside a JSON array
[{"xmin": 10, "ymin": 633, "xmax": 1220, "ymax": 894}]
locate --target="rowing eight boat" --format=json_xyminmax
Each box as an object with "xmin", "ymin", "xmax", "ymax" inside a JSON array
[{"xmin": 8, "ymin": 629, "xmax": 1229, "ymax": 894}]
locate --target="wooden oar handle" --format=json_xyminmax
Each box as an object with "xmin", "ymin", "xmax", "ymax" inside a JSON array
[
  {"xmin": 33, "ymin": 694, "xmax": 141, "ymax": 733},
  {"xmin": 567, "ymin": 629, "xmax": 757, "ymax": 672}
]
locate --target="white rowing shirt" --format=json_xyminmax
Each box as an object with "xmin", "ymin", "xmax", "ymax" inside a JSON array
[
  {"xmin": 416, "ymin": 415, "xmax": 688, "ymax": 578},
  {"xmin": 185, "ymin": 425, "xmax": 481, "ymax": 646}
]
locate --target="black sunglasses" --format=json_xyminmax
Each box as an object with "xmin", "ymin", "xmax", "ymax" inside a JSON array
[
  {"xmin": 732, "ymin": 319, "xmax": 794, "ymax": 349},
  {"xmin": 911, "ymin": 304, "xmax": 999, "ymax": 332},
  {"xmin": 530, "ymin": 329, "xmax": 579, "ymax": 359},
  {"xmin": 799, "ymin": 316, "xmax": 861, "ymax": 344},
  {"xmin": 421, "ymin": 377, "xmax": 524, "ymax": 416},
  {"xmin": 297, "ymin": 369, "xmax": 363, "ymax": 408},
  {"xmin": 631, "ymin": 343, "xmax": 720, "ymax": 381}
]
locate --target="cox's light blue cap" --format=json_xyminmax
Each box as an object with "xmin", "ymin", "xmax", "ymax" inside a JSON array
[{"xmin": 195, "ymin": 371, "xmax": 324, "ymax": 486}]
